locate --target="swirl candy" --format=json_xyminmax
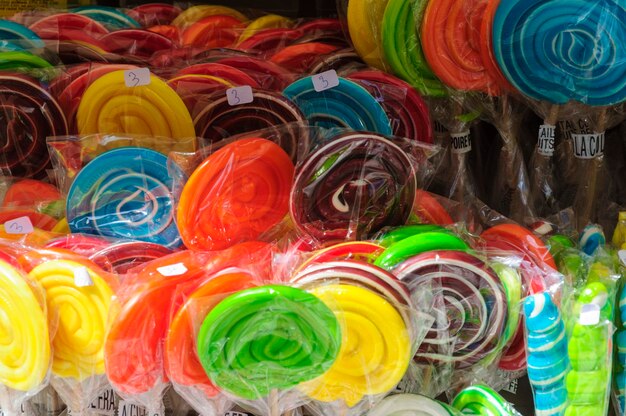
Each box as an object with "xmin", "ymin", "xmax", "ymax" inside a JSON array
[
  {"xmin": 127, "ymin": 4, "xmax": 181, "ymax": 27},
  {"xmin": 0, "ymin": 73, "xmax": 68, "ymax": 178},
  {"xmin": 297, "ymin": 283, "xmax": 411, "ymax": 406},
  {"xmin": 420, "ymin": 0, "xmax": 499, "ymax": 94},
  {"xmin": 452, "ymin": 384, "xmax": 518, "ymax": 415},
  {"xmin": 192, "ymin": 89, "xmax": 306, "ymax": 143},
  {"xmin": 181, "ymin": 15, "xmax": 244, "ymax": 48},
  {"xmin": 347, "ymin": 70, "xmax": 433, "ymax": 144},
  {"xmin": 290, "ymin": 132, "xmax": 415, "ymax": 241},
  {"xmin": 493, "ymin": 0, "xmax": 626, "ymax": 105},
  {"xmin": 238, "ymin": 14, "xmax": 293, "ymax": 43},
  {"xmin": 616, "ymin": 285, "xmax": 626, "ymax": 412},
  {"xmin": 0, "ymin": 260, "xmax": 50, "ymax": 391},
  {"xmin": 524, "ymin": 293, "xmax": 568, "ymax": 416},
  {"xmin": 166, "ymin": 270, "xmax": 258, "ymax": 398},
  {"xmin": 216, "ymin": 56, "xmax": 295, "ymax": 90},
  {"xmin": 345, "ymin": 0, "xmax": 388, "ymax": 69},
  {"xmin": 269, "ymin": 42, "xmax": 339, "ymax": 73},
  {"xmin": 76, "ymin": 70, "xmax": 196, "ymax": 151},
  {"xmin": 196, "ymin": 285, "xmax": 341, "ymax": 399},
  {"xmin": 172, "ymin": 5, "xmax": 248, "ymax": 28},
  {"xmin": 28, "ymin": 259, "xmax": 113, "ymax": 379},
  {"xmin": 178, "ymin": 138, "xmax": 293, "ymax": 250},
  {"xmin": 578, "ymin": 224, "xmax": 606, "ymax": 256},
  {"xmin": 89, "ymin": 241, "xmax": 173, "ymax": 274},
  {"xmin": 100, "ymin": 29, "xmax": 174, "ymax": 59},
  {"xmin": 380, "ymin": 0, "xmax": 446, "ymax": 97},
  {"xmin": 297, "ymin": 242, "xmax": 384, "ymax": 271},
  {"xmin": 0, "ymin": 19, "xmax": 44, "ymax": 50},
  {"xmin": 72, "ymin": 6, "xmax": 140, "ymax": 30},
  {"xmin": 394, "ymin": 251, "xmax": 507, "ymax": 368},
  {"xmin": 66, "ymin": 147, "xmax": 183, "ymax": 248},
  {"xmin": 367, "ymin": 394, "xmax": 460, "ymax": 416},
  {"xmin": 283, "ymin": 76, "xmax": 392, "ymax": 134}
]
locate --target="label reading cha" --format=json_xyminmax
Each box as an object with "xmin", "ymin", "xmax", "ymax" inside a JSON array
[
  {"xmin": 450, "ymin": 131, "xmax": 471, "ymax": 154},
  {"xmin": 572, "ymin": 132, "xmax": 605, "ymax": 159},
  {"xmin": 537, "ymin": 124, "xmax": 555, "ymax": 156}
]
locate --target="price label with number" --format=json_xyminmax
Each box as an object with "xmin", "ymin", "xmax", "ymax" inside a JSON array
[
  {"xmin": 124, "ymin": 68, "xmax": 151, "ymax": 87},
  {"xmin": 157, "ymin": 263, "xmax": 188, "ymax": 277},
  {"xmin": 227, "ymin": 86, "xmax": 254, "ymax": 106},
  {"xmin": 312, "ymin": 70, "xmax": 339, "ymax": 92},
  {"xmin": 4, "ymin": 216, "xmax": 34, "ymax": 234}
]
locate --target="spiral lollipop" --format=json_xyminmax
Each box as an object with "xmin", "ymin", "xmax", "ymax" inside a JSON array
[
  {"xmin": 66, "ymin": 147, "xmax": 182, "ymax": 248},
  {"xmin": 394, "ymin": 251, "xmax": 507, "ymax": 368},
  {"xmin": 89, "ymin": 241, "xmax": 173, "ymax": 274},
  {"xmin": 296, "ymin": 283, "xmax": 411, "ymax": 406},
  {"xmin": 177, "ymin": 138, "xmax": 294, "ymax": 251},
  {"xmin": 0, "ymin": 260, "xmax": 50, "ymax": 391},
  {"xmin": 616, "ymin": 285, "xmax": 626, "ymax": 413},
  {"xmin": 72, "ymin": 6, "xmax": 140, "ymax": 30},
  {"xmin": 76, "ymin": 70, "xmax": 195, "ymax": 151},
  {"xmin": 452, "ymin": 384, "xmax": 518, "ymax": 415},
  {"xmin": 524, "ymin": 293, "xmax": 568, "ymax": 416},
  {"xmin": 0, "ymin": 73, "xmax": 68, "ymax": 178},
  {"xmin": 196, "ymin": 285, "xmax": 341, "ymax": 399},
  {"xmin": 165, "ymin": 270, "xmax": 258, "ymax": 398},
  {"xmin": 290, "ymin": 132, "xmax": 416, "ymax": 242},
  {"xmin": 28, "ymin": 260, "xmax": 113, "ymax": 379}
]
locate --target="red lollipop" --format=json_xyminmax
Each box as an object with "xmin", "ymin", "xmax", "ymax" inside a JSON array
[
  {"xmin": 269, "ymin": 42, "xmax": 339, "ymax": 73},
  {"xmin": 147, "ymin": 25, "xmax": 181, "ymax": 44},
  {"xmin": 181, "ymin": 15, "xmax": 245, "ymax": 48},
  {"xmin": 45, "ymin": 234, "xmax": 111, "ymax": 257},
  {"xmin": 176, "ymin": 63, "xmax": 259, "ymax": 88},
  {"xmin": 100, "ymin": 29, "xmax": 174, "ymax": 59},
  {"xmin": 127, "ymin": 3, "xmax": 182, "ymax": 27},
  {"xmin": 216, "ymin": 56, "xmax": 295, "ymax": 90},
  {"xmin": 237, "ymin": 28, "xmax": 302, "ymax": 57},
  {"xmin": 413, "ymin": 190, "xmax": 454, "ymax": 225},
  {"xmin": 30, "ymin": 13, "xmax": 110, "ymax": 52},
  {"xmin": 89, "ymin": 241, "xmax": 174, "ymax": 274}
]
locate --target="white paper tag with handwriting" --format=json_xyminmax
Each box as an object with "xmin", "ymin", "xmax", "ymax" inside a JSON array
[
  {"xmin": 312, "ymin": 70, "xmax": 339, "ymax": 92},
  {"xmin": 74, "ymin": 266, "xmax": 94, "ymax": 287},
  {"xmin": 227, "ymin": 86, "xmax": 254, "ymax": 106},
  {"xmin": 537, "ymin": 124, "xmax": 555, "ymax": 156},
  {"xmin": 573, "ymin": 132, "xmax": 605, "ymax": 159},
  {"xmin": 87, "ymin": 388, "xmax": 116, "ymax": 415},
  {"xmin": 450, "ymin": 131, "xmax": 471, "ymax": 154},
  {"xmin": 580, "ymin": 303, "xmax": 600, "ymax": 326},
  {"xmin": 157, "ymin": 263, "xmax": 188, "ymax": 277},
  {"xmin": 118, "ymin": 401, "xmax": 162, "ymax": 416},
  {"xmin": 4, "ymin": 216, "xmax": 34, "ymax": 234},
  {"xmin": 124, "ymin": 68, "xmax": 151, "ymax": 87}
]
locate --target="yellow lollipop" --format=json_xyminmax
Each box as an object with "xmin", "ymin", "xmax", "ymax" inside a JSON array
[
  {"xmin": 238, "ymin": 14, "xmax": 293, "ymax": 43},
  {"xmin": 172, "ymin": 5, "xmax": 249, "ymax": 27},
  {"xmin": 76, "ymin": 70, "xmax": 196, "ymax": 152},
  {"xmin": 0, "ymin": 260, "xmax": 50, "ymax": 391},
  {"xmin": 28, "ymin": 260, "xmax": 113, "ymax": 380},
  {"xmin": 347, "ymin": 0, "xmax": 389, "ymax": 70},
  {"xmin": 300, "ymin": 284, "xmax": 411, "ymax": 406}
]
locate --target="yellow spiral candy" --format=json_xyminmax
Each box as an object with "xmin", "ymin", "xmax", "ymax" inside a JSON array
[
  {"xmin": 0, "ymin": 260, "xmax": 50, "ymax": 391},
  {"xmin": 172, "ymin": 5, "xmax": 249, "ymax": 27},
  {"xmin": 28, "ymin": 260, "xmax": 113, "ymax": 380},
  {"xmin": 76, "ymin": 70, "xmax": 196, "ymax": 153},
  {"xmin": 347, "ymin": 0, "xmax": 389, "ymax": 70},
  {"xmin": 238, "ymin": 14, "xmax": 293, "ymax": 43},
  {"xmin": 300, "ymin": 284, "xmax": 411, "ymax": 406}
]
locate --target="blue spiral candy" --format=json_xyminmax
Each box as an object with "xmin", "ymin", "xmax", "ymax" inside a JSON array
[
  {"xmin": 524, "ymin": 292, "xmax": 568, "ymax": 416},
  {"xmin": 493, "ymin": 0, "xmax": 626, "ymax": 105},
  {"xmin": 616, "ymin": 286, "xmax": 626, "ymax": 414}
]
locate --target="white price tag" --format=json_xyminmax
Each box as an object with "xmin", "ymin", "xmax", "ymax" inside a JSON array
[
  {"xmin": 4, "ymin": 216, "xmax": 34, "ymax": 234},
  {"xmin": 312, "ymin": 70, "xmax": 339, "ymax": 92},
  {"xmin": 227, "ymin": 86, "xmax": 253, "ymax": 106},
  {"xmin": 450, "ymin": 131, "xmax": 472, "ymax": 154},
  {"xmin": 580, "ymin": 303, "xmax": 601, "ymax": 326},
  {"xmin": 537, "ymin": 124, "xmax": 555, "ymax": 156},
  {"xmin": 157, "ymin": 263, "xmax": 188, "ymax": 277},
  {"xmin": 618, "ymin": 250, "xmax": 626, "ymax": 267},
  {"xmin": 573, "ymin": 132, "xmax": 605, "ymax": 159},
  {"xmin": 74, "ymin": 266, "xmax": 94, "ymax": 287},
  {"xmin": 124, "ymin": 68, "xmax": 151, "ymax": 87}
]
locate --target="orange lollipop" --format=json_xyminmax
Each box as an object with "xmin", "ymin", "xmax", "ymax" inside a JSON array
[
  {"xmin": 177, "ymin": 138, "xmax": 294, "ymax": 251},
  {"xmin": 479, "ymin": 0, "xmax": 514, "ymax": 93},
  {"xmin": 165, "ymin": 270, "xmax": 258, "ymax": 396},
  {"xmin": 421, "ymin": 0, "xmax": 498, "ymax": 94}
]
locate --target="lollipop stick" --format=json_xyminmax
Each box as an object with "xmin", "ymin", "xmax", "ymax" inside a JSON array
[
  {"xmin": 575, "ymin": 109, "xmax": 608, "ymax": 229},
  {"xmin": 339, "ymin": 402, "xmax": 348, "ymax": 416},
  {"xmin": 529, "ymin": 104, "xmax": 560, "ymax": 217},
  {"xmin": 269, "ymin": 390, "xmax": 280, "ymax": 416}
]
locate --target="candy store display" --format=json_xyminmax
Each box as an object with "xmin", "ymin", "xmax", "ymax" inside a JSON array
[{"xmin": 0, "ymin": 1, "xmax": 624, "ymax": 416}]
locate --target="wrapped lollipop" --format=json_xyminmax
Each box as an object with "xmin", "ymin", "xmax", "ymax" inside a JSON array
[
  {"xmin": 451, "ymin": 384, "xmax": 521, "ymax": 415},
  {"xmin": 23, "ymin": 253, "xmax": 116, "ymax": 415},
  {"xmin": 195, "ymin": 285, "xmax": 342, "ymax": 415},
  {"xmin": 0, "ymin": 260, "xmax": 50, "ymax": 416},
  {"xmin": 367, "ymin": 394, "xmax": 461, "ymax": 415},
  {"xmin": 289, "ymin": 131, "xmax": 418, "ymax": 243},
  {"xmin": 290, "ymin": 259, "xmax": 419, "ymax": 414},
  {"xmin": 493, "ymin": 0, "xmax": 626, "ymax": 229}
]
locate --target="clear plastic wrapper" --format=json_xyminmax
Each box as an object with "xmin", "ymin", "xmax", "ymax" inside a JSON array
[
  {"xmin": 451, "ymin": 384, "xmax": 521, "ymax": 415},
  {"xmin": 48, "ymin": 134, "xmax": 194, "ymax": 249},
  {"xmin": 0, "ymin": 258, "xmax": 51, "ymax": 416},
  {"xmin": 15, "ymin": 247, "xmax": 118, "ymax": 416},
  {"xmin": 0, "ymin": 178, "xmax": 64, "ymax": 232},
  {"xmin": 104, "ymin": 243, "xmax": 273, "ymax": 413},
  {"xmin": 190, "ymin": 284, "xmax": 341, "ymax": 416},
  {"xmin": 289, "ymin": 259, "xmax": 428, "ymax": 415}
]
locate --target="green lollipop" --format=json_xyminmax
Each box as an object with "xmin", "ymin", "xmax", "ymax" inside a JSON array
[
  {"xmin": 197, "ymin": 285, "xmax": 341, "ymax": 400},
  {"xmin": 381, "ymin": 0, "xmax": 446, "ymax": 97}
]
